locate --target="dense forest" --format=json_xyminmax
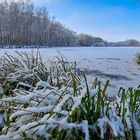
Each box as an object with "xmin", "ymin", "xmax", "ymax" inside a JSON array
[
  {"xmin": 0, "ymin": 0, "xmax": 77, "ymax": 46},
  {"xmin": 0, "ymin": 0, "xmax": 140, "ymax": 47}
]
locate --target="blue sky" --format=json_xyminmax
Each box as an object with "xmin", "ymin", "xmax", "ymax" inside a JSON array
[{"xmin": 34, "ymin": 0, "xmax": 140, "ymax": 41}]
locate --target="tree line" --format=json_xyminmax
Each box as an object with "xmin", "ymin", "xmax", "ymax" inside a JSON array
[{"xmin": 0, "ymin": 0, "xmax": 77, "ymax": 46}]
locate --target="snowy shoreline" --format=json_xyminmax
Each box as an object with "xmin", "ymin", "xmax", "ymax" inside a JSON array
[{"xmin": 0, "ymin": 46, "xmax": 140, "ymax": 49}]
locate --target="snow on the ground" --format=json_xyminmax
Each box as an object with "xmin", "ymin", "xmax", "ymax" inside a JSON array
[{"xmin": 0, "ymin": 46, "xmax": 140, "ymax": 96}]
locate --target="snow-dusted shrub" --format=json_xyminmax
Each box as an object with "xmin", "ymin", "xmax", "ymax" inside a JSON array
[
  {"xmin": 0, "ymin": 52, "xmax": 139, "ymax": 140},
  {"xmin": 136, "ymin": 52, "xmax": 140, "ymax": 64}
]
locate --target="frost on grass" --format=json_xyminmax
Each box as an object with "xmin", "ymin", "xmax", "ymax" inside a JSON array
[{"xmin": 0, "ymin": 52, "xmax": 139, "ymax": 140}]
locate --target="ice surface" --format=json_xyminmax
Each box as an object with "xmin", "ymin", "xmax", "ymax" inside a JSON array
[{"xmin": 0, "ymin": 47, "xmax": 139, "ymax": 96}]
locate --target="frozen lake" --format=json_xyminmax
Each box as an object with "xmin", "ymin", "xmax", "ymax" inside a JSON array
[{"xmin": 0, "ymin": 47, "xmax": 140, "ymax": 96}]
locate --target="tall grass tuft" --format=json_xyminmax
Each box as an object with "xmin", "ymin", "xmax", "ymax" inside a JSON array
[{"xmin": 136, "ymin": 52, "xmax": 140, "ymax": 64}]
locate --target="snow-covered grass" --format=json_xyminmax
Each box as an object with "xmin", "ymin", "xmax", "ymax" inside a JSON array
[
  {"xmin": 0, "ymin": 47, "xmax": 140, "ymax": 96},
  {"xmin": 0, "ymin": 51, "xmax": 140, "ymax": 140},
  {"xmin": 136, "ymin": 52, "xmax": 140, "ymax": 64}
]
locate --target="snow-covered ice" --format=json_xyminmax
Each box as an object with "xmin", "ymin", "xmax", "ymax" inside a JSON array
[{"xmin": 0, "ymin": 46, "xmax": 139, "ymax": 96}]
